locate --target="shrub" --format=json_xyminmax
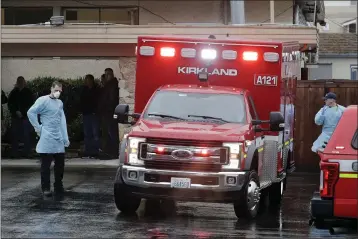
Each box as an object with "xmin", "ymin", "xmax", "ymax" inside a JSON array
[{"xmin": 2, "ymin": 76, "xmax": 100, "ymax": 146}]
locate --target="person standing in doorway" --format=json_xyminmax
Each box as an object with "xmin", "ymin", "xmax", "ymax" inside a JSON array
[
  {"xmin": 8, "ymin": 76, "xmax": 34, "ymax": 158},
  {"xmin": 27, "ymin": 81, "xmax": 70, "ymax": 197},
  {"xmin": 99, "ymin": 68, "xmax": 120, "ymax": 159},
  {"xmin": 311, "ymin": 92, "xmax": 346, "ymax": 153},
  {"xmin": 80, "ymin": 74, "xmax": 100, "ymax": 158}
]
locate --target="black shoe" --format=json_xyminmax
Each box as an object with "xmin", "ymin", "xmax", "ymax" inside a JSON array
[
  {"xmin": 54, "ymin": 186, "xmax": 70, "ymax": 195},
  {"xmin": 43, "ymin": 190, "xmax": 52, "ymax": 197}
]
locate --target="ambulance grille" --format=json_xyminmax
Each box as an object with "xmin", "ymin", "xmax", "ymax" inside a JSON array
[
  {"xmin": 146, "ymin": 138, "xmax": 222, "ymax": 147},
  {"xmin": 144, "ymin": 161, "xmax": 221, "ymax": 172}
]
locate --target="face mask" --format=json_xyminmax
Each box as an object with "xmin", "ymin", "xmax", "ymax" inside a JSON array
[{"xmin": 53, "ymin": 91, "xmax": 61, "ymax": 99}]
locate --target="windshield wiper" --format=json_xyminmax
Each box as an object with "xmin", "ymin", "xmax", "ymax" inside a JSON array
[
  {"xmin": 188, "ymin": 114, "xmax": 230, "ymax": 123},
  {"xmin": 148, "ymin": 113, "xmax": 185, "ymax": 120}
]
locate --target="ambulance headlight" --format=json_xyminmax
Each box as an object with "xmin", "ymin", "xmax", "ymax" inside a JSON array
[
  {"xmin": 127, "ymin": 137, "xmax": 146, "ymax": 166},
  {"xmin": 222, "ymin": 143, "xmax": 242, "ymax": 169},
  {"xmin": 201, "ymin": 49, "xmax": 217, "ymax": 60}
]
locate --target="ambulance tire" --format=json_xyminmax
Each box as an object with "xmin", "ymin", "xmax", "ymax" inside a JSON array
[
  {"xmin": 114, "ymin": 184, "xmax": 141, "ymax": 214},
  {"xmin": 268, "ymin": 180, "xmax": 284, "ymax": 208},
  {"xmin": 234, "ymin": 171, "xmax": 261, "ymax": 220}
]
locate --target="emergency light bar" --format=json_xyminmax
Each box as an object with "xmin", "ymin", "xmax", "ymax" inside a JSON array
[
  {"xmin": 243, "ymin": 51, "xmax": 258, "ymax": 61},
  {"xmin": 160, "ymin": 47, "xmax": 175, "ymax": 57},
  {"xmin": 201, "ymin": 49, "xmax": 217, "ymax": 60},
  {"xmin": 137, "ymin": 46, "xmax": 293, "ymax": 63}
]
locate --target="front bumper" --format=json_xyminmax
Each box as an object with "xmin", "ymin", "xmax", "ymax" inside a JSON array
[
  {"xmin": 310, "ymin": 191, "xmax": 333, "ymax": 219},
  {"xmin": 115, "ymin": 165, "xmax": 249, "ymax": 202}
]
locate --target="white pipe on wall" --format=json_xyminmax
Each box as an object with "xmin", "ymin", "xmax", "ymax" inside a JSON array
[
  {"xmin": 230, "ymin": 0, "xmax": 245, "ymax": 24},
  {"xmin": 270, "ymin": 0, "xmax": 275, "ymax": 23}
]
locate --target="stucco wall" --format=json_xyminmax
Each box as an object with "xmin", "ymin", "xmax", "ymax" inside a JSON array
[
  {"xmin": 319, "ymin": 57, "xmax": 357, "ymax": 79},
  {"xmin": 2, "ymin": 0, "xmax": 294, "ymax": 25}
]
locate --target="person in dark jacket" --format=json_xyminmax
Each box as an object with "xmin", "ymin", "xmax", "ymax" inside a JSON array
[
  {"xmin": 2, "ymin": 90, "xmax": 8, "ymax": 121},
  {"xmin": 99, "ymin": 68, "xmax": 120, "ymax": 159},
  {"xmin": 8, "ymin": 76, "xmax": 34, "ymax": 157},
  {"xmin": 80, "ymin": 74, "xmax": 101, "ymax": 158}
]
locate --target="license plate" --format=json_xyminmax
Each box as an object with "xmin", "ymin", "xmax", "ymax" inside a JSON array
[{"xmin": 170, "ymin": 177, "xmax": 191, "ymax": 188}]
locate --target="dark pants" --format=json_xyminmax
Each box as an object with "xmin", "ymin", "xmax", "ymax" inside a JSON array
[
  {"xmin": 11, "ymin": 117, "xmax": 31, "ymax": 156},
  {"xmin": 40, "ymin": 153, "xmax": 65, "ymax": 191},
  {"xmin": 83, "ymin": 114, "xmax": 100, "ymax": 156},
  {"xmin": 101, "ymin": 115, "xmax": 119, "ymax": 158}
]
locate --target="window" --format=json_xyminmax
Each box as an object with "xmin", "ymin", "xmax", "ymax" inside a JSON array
[
  {"xmin": 144, "ymin": 91, "xmax": 247, "ymax": 124},
  {"xmin": 348, "ymin": 23, "xmax": 357, "ymax": 33},
  {"xmin": 248, "ymin": 96, "xmax": 258, "ymax": 120},
  {"xmin": 63, "ymin": 7, "xmax": 138, "ymax": 25},
  {"xmin": 351, "ymin": 65, "xmax": 357, "ymax": 80},
  {"xmin": 3, "ymin": 7, "xmax": 53, "ymax": 25},
  {"xmin": 352, "ymin": 129, "xmax": 358, "ymax": 150}
]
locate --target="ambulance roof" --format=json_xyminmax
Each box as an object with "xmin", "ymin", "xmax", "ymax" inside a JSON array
[
  {"xmin": 158, "ymin": 84, "xmax": 244, "ymax": 95},
  {"xmin": 138, "ymin": 35, "xmax": 298, "ymax": 47}
]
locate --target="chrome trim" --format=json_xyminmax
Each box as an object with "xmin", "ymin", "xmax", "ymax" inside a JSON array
[
  {"xmin": 140, "ymin": 143, "xmax": 229, "ymax": 164},
  {"xmin": 121, "ymin": 165, "xmax": 247, "ymax": 191}
]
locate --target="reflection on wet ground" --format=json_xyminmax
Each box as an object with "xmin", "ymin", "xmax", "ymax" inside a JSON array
[{"xmin": 1, "ymin": 169, "xmax": 357, "ymax": 238}]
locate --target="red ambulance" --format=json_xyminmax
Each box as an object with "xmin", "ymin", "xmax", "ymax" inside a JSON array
[
  {"xmin": 310, "ymin": 105, "xmax": 358, "ymax": 229},
  {"xmin": 113, "ymin": 35, "xmax": 300, "ymax": 219}
]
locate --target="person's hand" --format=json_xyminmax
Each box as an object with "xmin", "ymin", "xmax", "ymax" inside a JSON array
[
  {"xmin": 35, "ymin": 126, "xmax": 42, "ymax": 137},
  {"xmin": 16, "ymin": 111, "xmax": 22, "ymax": 118},
  {"xmin": 321, "ymin": 106, "xmax": 328, "ymax": 115},
  {"xmin": 64, "ymin": 140, "xmax": 70, "ymax": 148}
]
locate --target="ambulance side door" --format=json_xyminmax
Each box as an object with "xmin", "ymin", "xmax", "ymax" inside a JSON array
[{"xmin": 247, "ymin": 95, "xmax": 264, "ymax": 177}]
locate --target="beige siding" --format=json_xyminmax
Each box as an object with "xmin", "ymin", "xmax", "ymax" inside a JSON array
[
  {"xmin": 319, "ymin": 57, "xmax": 357, "ymax": 79},
  {"xmin": 245, "ymin": 0, "xmax": 293, "ymax": 24},
  {"xmin": 1, "ymin": 0, "xmax": 295, "ymax": 25}
]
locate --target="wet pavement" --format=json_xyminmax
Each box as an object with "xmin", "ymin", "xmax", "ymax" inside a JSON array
[{"xmin": 1, "ymin": 168, "xmax": 357, "ymax": 238}]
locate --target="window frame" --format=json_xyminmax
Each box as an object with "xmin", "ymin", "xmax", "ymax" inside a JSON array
[
  {"xmin": 62, "ymin": 6, "xmax": 139, "ymax": 25},
  {"xmin": 247, "ymin": 95, "xmax": 259, "ymax": 120},
  {"xmin": 352, "ymin": 129, "xmax": 358, "ymax": 150},
  {"xmin": 350, "ymin": 65, "xmax": 357, "ymax": 80}
]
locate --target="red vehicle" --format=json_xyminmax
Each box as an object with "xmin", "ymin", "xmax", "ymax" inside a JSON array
[
  {"xmin": 113, "ymin": 35, "xmax": 300, "ymax": 219},
  {"xmin": 310, "ymin": 105, "xmax": 358, "ymax": 229}
]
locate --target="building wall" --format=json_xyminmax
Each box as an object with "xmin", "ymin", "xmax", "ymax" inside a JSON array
[
  {"xmin": 1, "ymin": 0, "xmax": 295, "ymax": 25},
  {"xmin": 319, "ymin": 57, "xmax": 357, "ymax": 79}
]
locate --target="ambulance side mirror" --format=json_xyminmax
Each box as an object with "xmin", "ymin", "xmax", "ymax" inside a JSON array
[
  {"xmin": 113, "ymin": 104, "xmax": 141, "ymax": 124},
  {"xmin": 269, "ymin": 112, "xmax": 285, "ymax": 132}
]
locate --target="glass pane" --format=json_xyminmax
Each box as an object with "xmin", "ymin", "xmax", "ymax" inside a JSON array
[
  {"xmin": 1, "ymin": 8, "xmax": 4, "ymax": 25},
  {"xmin": 100, "ymin": 8, "xmax": 132, "ymax": 24},
  {"xmin": 64, "ymin": 8, "xmax": 99, "ymax": 23},
  {"xmin": 4, "ymin": 7, "xmax": 53, "ymax": 25}
]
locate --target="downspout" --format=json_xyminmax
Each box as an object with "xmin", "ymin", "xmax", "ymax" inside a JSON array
[{"xmin": 230, "ymin": 0, "xmax": 245, "ymax": 24}]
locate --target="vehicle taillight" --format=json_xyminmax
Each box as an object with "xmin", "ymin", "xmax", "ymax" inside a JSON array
[
  {"xmin": 320, "ymin": 162, "xmax": 339, "ymax": 198},
  {"xmin": 160, "ymin": 47, "xmax": 175, "ymax": 57},
  {"xmin": 243, "ymin": 51, "xmax": 258, "ymax": 61}
]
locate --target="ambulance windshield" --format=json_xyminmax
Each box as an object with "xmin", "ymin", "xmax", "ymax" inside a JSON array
[{"xmin": 143, "ymin": 91, "xmax": 246, "ymax": 124}]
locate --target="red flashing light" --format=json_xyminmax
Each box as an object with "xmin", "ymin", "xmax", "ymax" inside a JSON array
[
  {"xmin": 201, "ymin": 149, "xmax": 208, "ymax": 156},
  {"xmin": 320, "ymin": 162, "xmax": 339, "ymax": 198},
  {"xmin": 160, "ymin": 47, "xmax": 175, "ymax": 57},
  {"xmin": 243, "ymin": 51, "xmax": 258, "ymax": 61},
  {"xmin": 157, "ymin": 147, "xmax": 165, "ymax": 153}
]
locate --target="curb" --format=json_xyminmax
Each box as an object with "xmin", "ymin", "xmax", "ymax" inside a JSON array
[{"xmin": 1, "ymin": 158, "xmax": 119, "ymax": 171}]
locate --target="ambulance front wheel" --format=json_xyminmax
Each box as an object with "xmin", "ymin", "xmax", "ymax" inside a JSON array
[
  {"xmin": 114, "ymin": 184, "xmax": 141, "ymax": 214},
  {"xmin": 234, "ymin": 171, "xmax": 261, "ymax": 219}
]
